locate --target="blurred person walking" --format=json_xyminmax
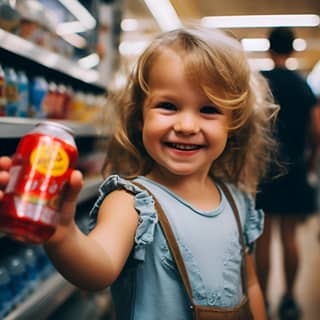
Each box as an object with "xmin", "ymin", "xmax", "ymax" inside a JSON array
[{"xmin": 256, "ymin": 27, "xmax": 319, "ymax": 320}]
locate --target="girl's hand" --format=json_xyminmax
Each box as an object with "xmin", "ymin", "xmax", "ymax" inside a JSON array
[
  {"xmin": 45, "ymin": 169, "xmax": 84, "ymax": 244},
  {"xmin": 0, "ymin": 155, "xmax": 84, "ymax": 244},
  {"xmin": 0, "ymin": 156, "xmax": 12, "ymax": 200}
]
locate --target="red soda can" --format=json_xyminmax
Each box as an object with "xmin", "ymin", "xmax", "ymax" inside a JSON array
[{"xmin": 0, "ymin": 121, "xmax": 78, "ymax": 243}]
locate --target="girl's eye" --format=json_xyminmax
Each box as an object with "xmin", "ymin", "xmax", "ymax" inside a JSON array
[
  {"xmin": 200, "ymin": 105, "xmax": 222, "ymax": 115},
  {"xmin": 157, "ymin": 102, "xmax": 177, "ymax": 111}
]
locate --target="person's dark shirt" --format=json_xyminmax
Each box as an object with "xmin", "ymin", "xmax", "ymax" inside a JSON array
[{"xmin": 262, "ymin": 68, "xmax": 317, "ymax": 164}]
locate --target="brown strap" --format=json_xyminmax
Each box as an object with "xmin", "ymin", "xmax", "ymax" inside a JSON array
[
  {"xmin": 218, "ymin": 183, "xmax": 249, "ymax": 296},
  {"xmin": 132, "ymin": 181, "xmax": 248, "ymax": 305},
  {"xmin": 133, "ymin": 182, "xmax": 194, "ymax": 304}
]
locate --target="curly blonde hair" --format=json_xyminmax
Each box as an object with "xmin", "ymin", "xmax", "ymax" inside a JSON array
[{"xmin": 104, "ymin": 27, "xmax": 278, "ymax": 195}]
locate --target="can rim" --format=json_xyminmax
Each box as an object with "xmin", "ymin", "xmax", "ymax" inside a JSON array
[{"xmin": 35, "ymin": 121, "xmax": 75, "ymax": 136}]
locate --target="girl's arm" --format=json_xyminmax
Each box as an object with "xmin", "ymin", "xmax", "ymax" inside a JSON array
[
  {"xmin": 245, "ymin": 253, "xmax": 267, "ymax": 320},
  {"xmin": 0, "ymin": 156, "xmax": 138, "ymax": 292},
  {"xmin": 44, "ymin": 170, "xmax": 139, "ymax": 291}
]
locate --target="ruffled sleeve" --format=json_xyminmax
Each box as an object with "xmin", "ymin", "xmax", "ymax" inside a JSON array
[
  {"xmin": 88, "ymin": 175, "xmax": 158, "ymax": 261},
  {"xmin": 242, "ymin": 193, "xmax": 264, "ymax": 253}
]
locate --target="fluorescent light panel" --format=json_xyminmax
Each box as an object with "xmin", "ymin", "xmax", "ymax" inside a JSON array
[
  {"xmin": 241, "ymin": 38, "xmax": 270, "ymax": 51},
  {"xmin": 307, "ymin": 61, "xmax": 320, "ymax": 95},
  {"xmin": 144, "ymin": 0, "xmax": 182, "ymax": 31},
  {"xmin": 78, "ymin": 53, "xmax": 100, "ymax": 69},
  {"xmin": 201, "ymin": 14, "xmax": 320, "ymax": 28},
  {"xmin": 119, "ymin": 40, "xmax": 150, "ymax": 56},
  {"xmin": 285, "ymin": 58, "xmax": 299, "ymax": 70},
  {"xmin": 241, "ymin": 38, "xmax": 307, "ymax": 52},
  {"xmin": 121, "ymin": 19, "xmax": 139, "ymax": 32},
  {"xmin": 56, "ymin": 21, "xmax": 88, "ymax": 35},
  {"xmin": 61, "ymin": 33, "xmax": 87, "ymax": 48},
  {"xmin": 293, "ymin": 39, "xmax": 307, "ymax": 51}
]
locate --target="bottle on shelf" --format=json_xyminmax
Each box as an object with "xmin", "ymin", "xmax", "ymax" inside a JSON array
[
  {"xmin": 0, "ymin": 265, "xmax": 14, "ymax": 317},
  {"xmin": 4, "ymin": 67, "xmax": 19, "ymax": 117},
  {"xmin": 0, "ymin": 63, "xmax": 6, "ymax": 116},
  {"xmin": 4, "ymin": 255, "xmax": 29, "ymax": 305},
  {"xmin": 30, "ymin": 76, "xmax": 48, "ymax": 118},
  {"xmin": 17, "ymin": 70, "xmax": 30, "ymax": 117}
]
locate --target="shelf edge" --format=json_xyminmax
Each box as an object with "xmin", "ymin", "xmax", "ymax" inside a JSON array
[{"xmin": 0, "ymin": 28, "xmax": 104, "ymax": 87}]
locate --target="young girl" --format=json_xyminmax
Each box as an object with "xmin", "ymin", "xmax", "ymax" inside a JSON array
[{"xmin": 0, "ymin": 27, "xmax": 277, "ymax": 319}]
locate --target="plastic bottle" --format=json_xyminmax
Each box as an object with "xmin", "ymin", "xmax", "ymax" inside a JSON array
[
  {"xmin": 22, "ymin": 247, "xmax": 39, "ymax": 289},
  {"xmin": 4, "ymin": 67, "xmax": 19, "ymax": 116},
  {"xmin": 30, "ymin": 76, "xmax": 48, "ymax": 118},
  {"xmin": 0, "ymin": 265, "xmax": 14, "ymax": 317},
  {"xmin": 17, "ymin": 70, "xmax": 30, "ymax": 117},
  {"xmin": 5, "ymin": 255, "xmax": 28, "ymax": 305},
  {"xmin": 0, "ymin": 63, "xmax": 6, "ymax": 116}
]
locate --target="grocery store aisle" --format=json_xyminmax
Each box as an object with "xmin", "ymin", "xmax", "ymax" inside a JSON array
[{"xmin": 266, "ymin": 214, "xmax": 320, "ymax": 320}]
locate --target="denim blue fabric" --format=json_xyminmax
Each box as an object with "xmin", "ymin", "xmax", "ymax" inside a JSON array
[{"xmin": 89, "ymin": 175, "xmax": 264, "ymax": 320}]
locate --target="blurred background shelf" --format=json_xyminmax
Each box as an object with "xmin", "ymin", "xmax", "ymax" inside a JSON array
[
  {"xmin": 0, "ymin": 29, "xmax": 105, "ymax": 93},
  {"xmin": 3, "ymin": 272, "xmax": 76, "ymax": 320},
  {"xmin": 0, "ymin": 117, "xmax": 99, "ymax": 138}
]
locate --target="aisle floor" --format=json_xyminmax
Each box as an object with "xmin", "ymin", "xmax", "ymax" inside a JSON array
[{"xmin": 266, "ymin": 214, "xmax": 320, "ymax": 320}]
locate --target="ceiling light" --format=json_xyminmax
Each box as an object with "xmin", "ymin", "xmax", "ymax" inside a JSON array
[
  {"xmin": 241, "ymin": 38, "xmax": 270, "ymax": 51},
  {"xmin": 307, "ymin": 61, "xmax": 320, "ymax": 95},
  {"xmin": 242, "ymin": 37, "xmax": 307, "ymax": 52},
  {"xmin": 119, "ymin": 40, "xmax": 150, "ymax": 56},
  {"xmin": 248, "ymin": 58, "xmax": 274, "ymax": 71},
  {"xmin": 201, "ymin": 14, "xmax": 320, "ymax": 28},
  {"xmin": 121, "ymin": 19, "xmax": 139, "ymax": 32},
  {"xmin": 285, "ymin": 58, "xmax": 299, "ymax": 70},
  {"xmin": 78, "ymin": 53, "xmax": 100, "ymax": 69},
  {"xmin": 60, "ymin": 33, "xmax": 87, "ymax": 48},
  {"xmin": 293, "ymin": 38, "xmax": 307, "ymax": 51},
  {"xmin": 56, "ymin": 21, "xmax": 88, "ymax": 35},
  {"xmin": 144, "ymin": 0, "xmax": 182, "ymax": 31}
]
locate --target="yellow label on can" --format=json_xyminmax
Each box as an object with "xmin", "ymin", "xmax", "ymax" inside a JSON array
[{"xmin": 30, "ymin": 142, "xmax": 69, "ymax": 177}]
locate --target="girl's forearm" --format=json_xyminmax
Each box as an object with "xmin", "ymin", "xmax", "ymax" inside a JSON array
[
  {"xmin": 44, "ymin": 225, "xmax": 116, "ymax": 291},
  {"xmin": 248, "ymin": 282, "xmax": 267, "ymax": 320},
  {"xmin": 245, "ymin": 254, "xmax": 267, "ymax": 320}
]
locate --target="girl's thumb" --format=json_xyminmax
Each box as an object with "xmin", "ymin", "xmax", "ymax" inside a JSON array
[{"xmin": 59, "ymin": 170, "xmax": 83, "ymax": 220}]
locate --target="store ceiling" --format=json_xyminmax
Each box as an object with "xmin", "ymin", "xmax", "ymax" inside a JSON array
[{"xmin": 121, "ymin": 0, "xmax": 320, "ymax": 73}]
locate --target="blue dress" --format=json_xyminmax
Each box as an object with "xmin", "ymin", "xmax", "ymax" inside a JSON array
[{"xmin": 89, "ymin": 175, "xmax": 264, "ymax": 320}]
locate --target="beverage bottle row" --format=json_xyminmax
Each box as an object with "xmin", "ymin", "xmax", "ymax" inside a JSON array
[
  {"xmin": 0, "ymin": 63, "xmax": 107, "ymax": 122},
  {"xmin": 0, "ymin": 64, "xmax": 29, "ymax": 117},
  {"xmin": 0, "ymin": 245, "xmax": 53, "ymax": 318}
]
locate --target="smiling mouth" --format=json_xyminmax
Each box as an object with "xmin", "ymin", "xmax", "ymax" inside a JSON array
[{"xmin": 165, "ymin": 142, "xmax": 202, "ymax": 150}]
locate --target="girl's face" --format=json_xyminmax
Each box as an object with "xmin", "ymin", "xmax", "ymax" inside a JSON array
[{"xmin": 142, "ymin": 49, "xmax": 229, "ymax": 179}]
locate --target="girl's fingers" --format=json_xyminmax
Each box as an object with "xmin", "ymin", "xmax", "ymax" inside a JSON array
[
  {"xmin": 65, "ymin": 170, "xmax": 84, "ymax": 202},
  {"xmin": 58, "ymin": 170, "xmax": 84, "ymax": 224},
  {"xmin": 0, "ymin": 157, "xmax": 11, "ymax": 194},
  {"xmin": 0, "ymin": 156, "xmax": 12, "ymax": 170}
]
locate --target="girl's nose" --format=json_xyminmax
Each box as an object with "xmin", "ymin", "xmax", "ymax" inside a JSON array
[{"xmin": 173, "ymin": 113, "xmax": 200, "ymax": 134}]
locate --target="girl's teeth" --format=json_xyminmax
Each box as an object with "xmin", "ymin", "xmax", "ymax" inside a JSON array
[{"xmin": 172, "ymin": 143, "xmax": 197, "ymax": 150}]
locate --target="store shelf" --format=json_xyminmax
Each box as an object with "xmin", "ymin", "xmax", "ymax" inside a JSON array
[
  {"xmin": 0, "ymin": 117, "xmax": 99, "ymax": 138},
  {"xmin": 4, "ymin": 272, "xmax": 76, "ymax": 320},
  {"xmin": 0, "ymin": 178, "xmax": 103, "ymax": 318},
  {"xmin": 0, "ymin": 28, "xmax": 104, "ymax": 89},
  {"xmin": 0, "ymin": 2, "xmax": 110, "ymax": 315}
]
